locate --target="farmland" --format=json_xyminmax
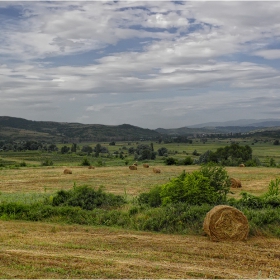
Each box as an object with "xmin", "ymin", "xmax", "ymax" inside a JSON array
[{"xmin": 0, "ymin": 140, "xmax": 280, "ymax": 278}]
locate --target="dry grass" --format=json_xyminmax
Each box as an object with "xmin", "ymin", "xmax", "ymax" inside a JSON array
[
  {"xmin": 0, "ymin": 165, "xmax": 197, "ymax": 196},
  {"xmin": 0, "ymin": 166, "xmax": 280, "ymax": 278},
  {"xmin": 0, "ymin": 220, "xmax": 280, "ymax": 278},
  {"xmin": 0, "ymin": 165, "xmax": 279, "ymax": 199}
]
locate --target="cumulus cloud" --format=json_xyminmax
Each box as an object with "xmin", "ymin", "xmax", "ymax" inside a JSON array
[{"xmin": 1, "ymin": 1, "xmax": 280, "ymax": 127}]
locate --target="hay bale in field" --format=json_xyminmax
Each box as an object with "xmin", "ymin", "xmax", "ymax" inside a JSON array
[
  {"xmin": 133, "ymin": 161, "xmax": 138, "ymax": 166},
  {"xmin": 88, "ymin": 165, "xmax": 95, "ymax": 169},
  {"xmin": 239, "ymin": 163, "xmax": 245, "ymax": 167},
  {"xmin": 203, "ymin": 205, "xmax": 249, "ymax": 242},
  {"xmin": 143, "ymin": 163, "xmax": 149, "ymax": 168},
  {"xmin": 153, "ymin": 168, "xmax": 161, "ymax": 173},
  {"xmin": 63, "ymin": 168, "xmax": 72, "ymax": 174},
  {"xmin": 129, "ymin": 165, "xmax": 137, "ymax": 170},
  {"xmin": 230, "ymin": 178, "xmax": 242, "ymax": 188}
]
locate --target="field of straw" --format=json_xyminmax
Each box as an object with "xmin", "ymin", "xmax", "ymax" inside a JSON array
[
  {"xmin": 1, "ymin": 165, "xmax": 279, "ymax": 197},
  {"xmin": 0, "ymin": 165, "xmax": 280, "ymax": 278},
  {"xmin": 1, "ymin": 220, "xmax": 280, "ymax": 278}
]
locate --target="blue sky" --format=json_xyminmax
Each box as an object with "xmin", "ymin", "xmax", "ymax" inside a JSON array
[{"xmin": 1, "ymin": 1, "xmax": 280, "ymax": 129}]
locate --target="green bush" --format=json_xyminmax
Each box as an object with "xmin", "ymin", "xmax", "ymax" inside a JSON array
[
  {"xmin": 81, "ymin": 157, "xmax": 91, "ymax": 166},
  {"xmin": 137, "ymin": 185, "xmax": 162, "ymax": 207},
  {"xmin": 160, "ymin": 171, "xmax": 219, "ymax": 205},
  {"xmin": 41, "ymin": 158, "xmax": 53, "ymax": 166},
  {"xmin": 182, "ymin": 156, "xmax": 193, "ymax": 165},
  {"xmin": 199, "ymin": 163, "xmax": 231, "ymax": 202},
  {"xmin": 164, "ymin": 157, "xmax": 177, "ymax": 165},
  {"xmin": 52, "ymin": 185, "xmax": 126, "ymax": 210},
  {"xmin": 138, "ymin": 164, "xmax": 230, "ymax": 207}
]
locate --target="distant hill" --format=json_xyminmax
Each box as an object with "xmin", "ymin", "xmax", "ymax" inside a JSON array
[
  {"xmin": 1, "ymin": 116, "xmax": 280, "ymax": 142},
  {"xmin": 156, "ymin": 119, "xmax": 280, "ymax": 136},
  {"xmin": 0, "ymin": 116, "xmax": 161, "ymax": 142},
  {"xmin": 188, "ymin": 119, "xmax": 280, "ymax": 128}
]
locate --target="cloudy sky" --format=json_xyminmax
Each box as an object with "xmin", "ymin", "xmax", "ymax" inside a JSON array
[{"xmin": 1, "ymin": 1, "xmax": 280, "ymax": 129}]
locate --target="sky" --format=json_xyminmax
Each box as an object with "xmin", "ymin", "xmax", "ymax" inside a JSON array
[{"xmin": 1, "ymin": 1, "xmax": 280, "ymax": 129}]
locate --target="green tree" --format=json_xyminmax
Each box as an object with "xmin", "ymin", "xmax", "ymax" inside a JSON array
[
  {"xmin": 94, "ymin": 143, "xmax": 102, "ymax": 157},
  {"xmin": 158, "ymin": 147, "xmax": 168, "ymax": 156},
  {"xmin": 71, "ymin": 143, "xmax": 77, "ymax": 153},
  {"xmin": 61, "ymin": 145, "xmax": 70, "ymax": 154}
]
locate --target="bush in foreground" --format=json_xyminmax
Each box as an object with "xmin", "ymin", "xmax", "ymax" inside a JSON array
[{"xmin": 52, "ymin": 185, "xmax": 126, "ymax": 210}]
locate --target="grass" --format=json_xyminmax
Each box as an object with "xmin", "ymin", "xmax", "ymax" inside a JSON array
[
  {"xmin": 1, "ymin": 141, "xmax": 280, "ymax": 278},
  {"xmin": 0, "ymin": 220, "xmax": 280, "ymax": 278}
]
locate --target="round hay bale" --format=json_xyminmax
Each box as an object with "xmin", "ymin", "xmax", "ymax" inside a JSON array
[
  {"xmin": 88, "ymin": 165, "xmax": 95, "ymax": 169},
  {"xmin": 239, "ymin": 163, "xmax": 245, "ymax": 167},
  {"xmin": 129, "ymin": 165, "xmax": 137, "ymax": 170},
  {"xmin": 63, "ymin": 168, "xmax": 72, "ymax": 174},
  {"xmin": 230, "ymin": 178, "xmax": 242, "ymax": 188},
  {"xmin": 143, "ymin": 163, "xmax": 149, "ymax": 168},
  {"xmin": 203, "ymin": 205, "xmax": 249, "ymax": 242},
  {"xmin": 153, "ymin": 168, "xmax": 161, "ymax": 173}
]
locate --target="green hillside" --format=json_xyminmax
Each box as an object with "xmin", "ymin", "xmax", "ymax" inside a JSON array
[{"xmin": 0, "ymin": 116, "xmax": 161, "ymax": 142}]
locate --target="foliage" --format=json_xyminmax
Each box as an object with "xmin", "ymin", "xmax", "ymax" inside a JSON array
[
  {"xmin": 158, "ymin": 147, "xmax": 168, "ymax": 156},
  {"xmin": 182, "ymin": 156, "xmax": 193, "ymax": 165},
  {"xmin": 134, "ymin": 144, "xmax": 156, "ymax": 160},
  {"xmin": 52, "ymin": 185, "xmax": 126, "ymax": 210},
  {"xmin": 229, "ymin": 178, "xmax": 280, "ymax": 209},
  {"xmin": 137, "ymin": 185, "xmax": 162, "ymax": 207},
  {"xmin": 160, "ymin": 170, "xmax": 220, "ymax": 206},
  {"xmin": 138, "ymin": 164, "xmax": 230, "ymax": 207},
  {"xmin": 196, "ymin": 143, "xmax": 253, "ymax": 166},
  {"xmin": 81, "ymin": 157, "xmax": 91, "ymax": 166},
  {"xmin": 245, "ymin": 157, "xmax": 261, "ymax": 167},
  {"xmin": 199, "ymin": 163, "xmax": 231, "ymax": 202},
  {"xmin": 164, "ymin": 157, "xmax": 177, "ymax": 165},
  {"xmin": 61, "ymin": 145, "xmax": 70, "ymax": 154},
  {"xmin": 81, "ymin": 145, "xmax": 93, "ymax": 155},
  {"xmin": 41, "ymin": 158, "xmax": 53, "ymax": 166}
]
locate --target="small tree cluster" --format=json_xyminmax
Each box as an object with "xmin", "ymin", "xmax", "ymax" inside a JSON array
[
  {"xmin": 195, "ymin": 143, "xmax": 253, "ymax": 166},
  {"xmin": 134, "ymin": 144, "xmax": 156, "ymax": 160}
]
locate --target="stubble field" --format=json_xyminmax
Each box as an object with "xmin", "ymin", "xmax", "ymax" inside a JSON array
[{"xmin": 0, "ymin": 164, "xmax": 280, "ymax": 278}]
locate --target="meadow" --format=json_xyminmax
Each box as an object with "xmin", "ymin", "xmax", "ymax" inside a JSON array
[{"xmin": 0, "ymin": 140, "xmax": 280, "ymax": 278}]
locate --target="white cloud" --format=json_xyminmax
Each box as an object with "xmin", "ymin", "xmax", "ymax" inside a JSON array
[
  {"xmin": 254, "ymin": 49, "xmax": 280, "ymax": 60},
  {"xmin": 1, "ymin": 1, "xmax": 280, "ymax": 128}
]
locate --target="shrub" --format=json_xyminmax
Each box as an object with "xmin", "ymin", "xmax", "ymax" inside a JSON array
[
  {"xmin": 164, "ymin": 157, "xmax": 177, "ymax": 165},
  {"xmin": 137, "ymin": 185, "xmax": 162, "ymax": 207},
  {"xmin": 52, "ymin": 185, "xmax": 126, "ymax": 210},
  {"xmin": 160, "ymin": 170, "xmax": 220, "ymax": 205},
  {"xmin": 199, "ymin": 163, "xmax": 231, "ymax": 202},
  {"xmin": 81, "ymin": 157, "xmax": 91, "ymax": 166},
  {"xmin": 41, "ymin": 158, "xmax": 53, "ymax": 166},
  {"xmin": 183, "ymin": 156, "xmax": 193, "ymax": 165}
]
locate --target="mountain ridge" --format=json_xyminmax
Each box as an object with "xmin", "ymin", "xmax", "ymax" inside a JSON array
[{"xmin": 1, "ymin": 116, "xmax": 280, "ymax": 142}]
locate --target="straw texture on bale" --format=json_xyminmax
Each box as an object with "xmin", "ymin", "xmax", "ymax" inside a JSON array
[
  {"xmin": 63, "ymin": 168, "xmax": 72, "ymax": 174},
  {"xmin": 230, "ymin": 178, "xmax": 242, "ymax": 188},
  {"xmin": 143, "ymin": 163, "xmax": 149, "ymax": 168},
  {"xmin": 239, "ymin": 164, "xmax": 245, "ymax": 167},
  {"xmin": 153, "ymin": 168, "xmax": 161, "ymax": 173},
  {"xmin": 88, "ymin": 166, "xmax": 95, "ymax": 169},
  {"xmin": 203, "ymin": 205, "xmax": 249, "ymax": 242},
  {"xmin": 129, "ymin": 165, "xmax": 137, "ymax": 170}
]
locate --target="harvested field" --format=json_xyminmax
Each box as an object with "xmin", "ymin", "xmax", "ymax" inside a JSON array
[
  {"xmin": 0, "ymin": 220, "xmax": 280, "ymax": 278},
  {"xmin": 0, "ymin": 166, "xmax": 279, "ymax": 198}
]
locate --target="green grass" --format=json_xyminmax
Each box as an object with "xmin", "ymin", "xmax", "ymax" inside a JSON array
[
  {"xmin": 0, "ymin": 192, "xmax": 50, "ymax": 204},
  {"xmin": 1, "ymin": 139, "xmax": 280, "ymax": 168}
]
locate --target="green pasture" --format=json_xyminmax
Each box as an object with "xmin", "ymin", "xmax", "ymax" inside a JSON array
[{"xmin": 1, "ymin": 139, "xmax": 280, "ymax": 168}]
